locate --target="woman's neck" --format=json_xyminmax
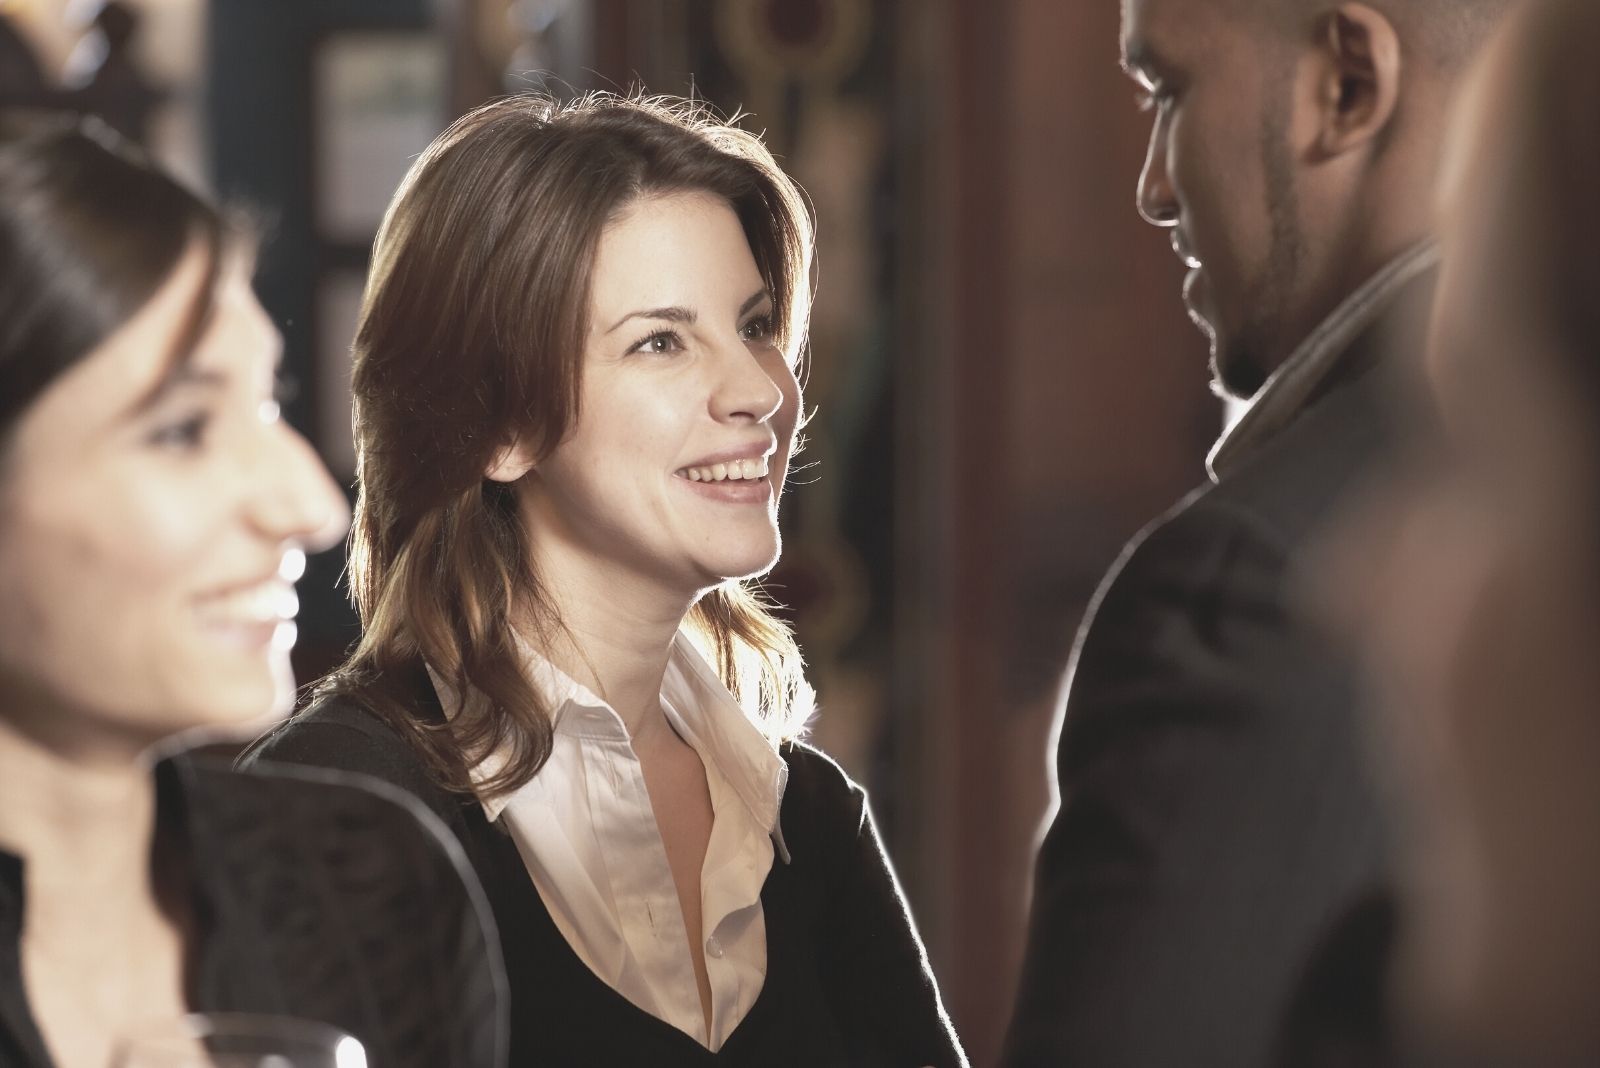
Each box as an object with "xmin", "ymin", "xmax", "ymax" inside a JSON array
[
  {"xmin": 0, "ymin": 714, "xmax": 160, "ymax": 926},
  {"xmin": 527, "ymin": 545, "xmax": 697, "ymax": 741},
  {"xmin": 0, "ymin": 712, "xmax": 192, "ymax": 1068}
]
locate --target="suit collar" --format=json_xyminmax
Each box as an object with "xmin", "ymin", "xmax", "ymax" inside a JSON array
[{"xmin": 1209, "ymin": 242, "xmax": 1440, "ymax": 482}]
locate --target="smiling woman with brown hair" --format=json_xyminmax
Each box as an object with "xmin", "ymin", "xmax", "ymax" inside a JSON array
[
  {"xmin": 0, "ymin": 112, "xmax": 504, "ymax": 1068},
  {"xmin": 244, "ymin": 92, "xmax": 965, "ymax": 1067}
]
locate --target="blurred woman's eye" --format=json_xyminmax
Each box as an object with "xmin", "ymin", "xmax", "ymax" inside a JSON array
[
  {"xmin": 740, "ymin": 314, "xmax": 776, "ymax": 344},
  {"xmin": 629, "ymin": 329, "xmax": 685, "ymax": 356},
  {"xmin": 148, "ymin": 412, "xmax": 211, "ymax": 451}
]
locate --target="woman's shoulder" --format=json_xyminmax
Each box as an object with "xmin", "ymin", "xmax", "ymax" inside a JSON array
[
  {"xmin": 777, "ymin": 740, "xmax": 871, "ymax": 842},
  {"xmin": 238, "ymin": 677, "xmax": 457, "ymax": 819},
  {"xmin": 178, "ymin": 754, "xmax": 470, "ymax": 890}
]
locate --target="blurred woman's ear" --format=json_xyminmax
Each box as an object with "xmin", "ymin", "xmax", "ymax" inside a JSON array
[{"xmin": 486, "ymin": 438, "xmax": 538, "ymax": 483}]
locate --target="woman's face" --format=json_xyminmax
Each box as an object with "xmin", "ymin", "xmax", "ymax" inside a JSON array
[
  {"xmin": 518, "ymin": 191, "xmax": 801, "ymax": 599},
  {"xmin": 0, "ymin": 245, "xmax": 349, "ymax": 761},
  {"xmin": 1342, "ymin": 38, "xmax": 1600, "ymax": 1059}
]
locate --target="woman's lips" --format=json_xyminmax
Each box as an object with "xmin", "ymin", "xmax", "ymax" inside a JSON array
[
  {"xmin": 674, "ymin": 449, "xmax": 777, "ymax": 505},
  {"xmin": 675, "ymin": 470, "xmax": 774, "ymax": 504},
  {"xmin": 195, "ymin": 578, "xmax": 299, "ymax": 649},
  {"xmin": 676, "ymin": 451, "xmax": 773, "ymax": 482}
]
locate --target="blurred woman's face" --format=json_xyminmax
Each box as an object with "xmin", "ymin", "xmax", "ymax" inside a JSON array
[
  {"xmin": 1350, "ymin": 39, "xmax": 1600, "ymax": 1060},
  {"xmin": 518, "ymin": 191, "xmax": 801, "ymax": 597},
  {"xmin": 0, "ymin": 245, "xmax": 349, "ymax": 762}
]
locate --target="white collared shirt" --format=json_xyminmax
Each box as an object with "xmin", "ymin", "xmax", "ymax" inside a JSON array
[{"xmin": 428, "ymin": 632, "xmax": 789, "ymax": 1051}]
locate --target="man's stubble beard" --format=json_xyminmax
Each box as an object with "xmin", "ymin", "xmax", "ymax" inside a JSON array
[{"xmin": 1211, "ymin": 75, "xmax": 1305, "ymax": 402}]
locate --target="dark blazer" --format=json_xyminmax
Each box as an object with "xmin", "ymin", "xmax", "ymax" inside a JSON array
[
  {"xmin": 241, "ymin": 665, "xmax": 967, "ymax": 1068},
  {"xmin": 1002, "ymin": 272, "xmax": 1436, "ymax": 1068}
]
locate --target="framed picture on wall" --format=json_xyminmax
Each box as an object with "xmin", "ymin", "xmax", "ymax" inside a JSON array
[{"xmin": 312, "ymin": 31, "xmax": 447, "ymax": 245}]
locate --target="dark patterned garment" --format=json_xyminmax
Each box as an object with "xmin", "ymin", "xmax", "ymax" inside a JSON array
[
  {"xmin": 0, "ymin": 755, "xmax": 506, "ymax": 1068},
  {"xmin": 246, "ymin": 670, "xmax": 968, "ymax": 1068}
]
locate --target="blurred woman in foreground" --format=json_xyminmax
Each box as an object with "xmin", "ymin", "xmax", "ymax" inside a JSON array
[{"xmin": 0, "ymin": 113, "xmax": 504, "ymax": 1067}]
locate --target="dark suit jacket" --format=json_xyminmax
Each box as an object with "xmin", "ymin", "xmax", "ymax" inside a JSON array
[{"xmin": 1002, "ymin": 273, "xmax": 1435, "ymax": 1068}]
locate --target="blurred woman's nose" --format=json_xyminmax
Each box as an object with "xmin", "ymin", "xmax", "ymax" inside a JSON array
[
  {"xmin": 248, "ymin": 419, "xmax": 351, "ymax": 552},
  {"xmin": 710, "ymin": 338, "xmax": 787, "ymax": 425}
]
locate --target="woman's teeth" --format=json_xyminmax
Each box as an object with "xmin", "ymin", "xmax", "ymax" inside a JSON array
[
  {"xmin": 200, "ymin": 580, "xmax": 299, "ymax": 627},
  {"xmin": 679, "ymin": 456, "xmax": 770, "ymax": 482}
]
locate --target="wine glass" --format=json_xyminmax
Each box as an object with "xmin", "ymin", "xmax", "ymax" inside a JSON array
[{"xmin": 110, "ymin": 1014, "xmax": 367, "ymax": 1068}]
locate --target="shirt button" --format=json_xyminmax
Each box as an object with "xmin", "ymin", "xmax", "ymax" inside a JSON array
[{"xmin": 705, "ymin": 936, "xmax": 724, "ymax": 959}]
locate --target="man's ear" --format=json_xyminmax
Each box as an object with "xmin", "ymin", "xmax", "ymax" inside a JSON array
[
  {"xmin": 485, "ymin": 437, "xmax": 539, "ymax": 483},
  {"xmin": 1312, "ymin": 3, "xmax": 1402, "ymax": 158}
]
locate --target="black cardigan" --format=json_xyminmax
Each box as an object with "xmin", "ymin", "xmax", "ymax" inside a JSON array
[
  {"xmin": 0, "ymin": 756, "xmax": 505, "ymax": 1068},
  {"xmin": 241, "ymin": 667, "xmax": 967, "ymax": 1068}
]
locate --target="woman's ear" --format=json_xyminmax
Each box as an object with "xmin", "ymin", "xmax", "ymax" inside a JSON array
[
  {"xmin": 1311, "ymin": 3, "xmax": 1403, "ymax": 159},
  {"xmin": 485, "ymin": 437, "xmax": 539, "ymax": 483}
]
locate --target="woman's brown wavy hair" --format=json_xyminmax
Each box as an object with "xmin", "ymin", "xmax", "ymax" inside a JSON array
[{"xmin": 313, "ymin": 92, "xmax": 816, "ymax": 799}]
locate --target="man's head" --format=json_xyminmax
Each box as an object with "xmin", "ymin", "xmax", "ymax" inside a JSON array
[{"xmin": 1122, "ymin": 0, "xmax": 1515, "ymax": 399}]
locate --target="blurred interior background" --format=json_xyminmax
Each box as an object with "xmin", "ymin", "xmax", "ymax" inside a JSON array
[{"xmin": 1, "ymin": 1, "xmax": 1217, "ymax": 1061}]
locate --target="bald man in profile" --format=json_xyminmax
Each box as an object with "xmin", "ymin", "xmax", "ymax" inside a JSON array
[{"xmin": 1003, "ymin": 2, "xmax": 1516, "ymax": 1066}]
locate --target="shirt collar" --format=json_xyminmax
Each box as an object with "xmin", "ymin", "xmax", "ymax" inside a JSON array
[
  {"xmin": 1207, "ymin": 241, "xmax": 1440, "ymax": 482},
  {"xmin": 427, "ymin": 632, "xmax": 791, "ymax": 860}
]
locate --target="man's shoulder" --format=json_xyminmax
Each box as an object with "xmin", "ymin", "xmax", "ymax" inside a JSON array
[
  {"xmin": 1073, "ymin": 372, "xmax": 1399, "ymax": 678},
  {"xmin": 1203, "ymin": 364, "xmax": 1402, "ymax": 547}
]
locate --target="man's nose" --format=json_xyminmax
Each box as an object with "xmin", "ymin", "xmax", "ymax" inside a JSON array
[{"xmin": 1136, "ymin": 124, "xmax": 1179, "ymax": 228}]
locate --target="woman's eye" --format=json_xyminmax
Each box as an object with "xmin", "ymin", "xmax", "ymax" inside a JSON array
[
  {"xmin": 631, "ymin": 330, "xmax": 684, "ymax": 355},
  {"xmin": 148, "ymin": 413, "xmax": 211, "ymax": 451},
  {"xmin": 741, "ymin": 315, "xmax": 775, "ymax": 343}
]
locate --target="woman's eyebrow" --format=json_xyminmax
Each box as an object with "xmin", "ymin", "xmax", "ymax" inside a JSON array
[
  {"xmin": 739, "ymin": 289, "xmax": 770, "ymax": 317},
  {"xmin": 606, "ymin": 306, "xmax": 696, "ymax": 334},
  {"xmin": 128, "ymin": 364, "xmax": 229, "ymax": 417},
  {"xmin": 605, "ymin": 288, "xmax": 771, "ymax": 334}
]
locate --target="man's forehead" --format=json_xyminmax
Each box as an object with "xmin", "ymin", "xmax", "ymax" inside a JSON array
[{"xmin": 1122, "ymin": 0, "xmax": 1241, "ymax": 66}]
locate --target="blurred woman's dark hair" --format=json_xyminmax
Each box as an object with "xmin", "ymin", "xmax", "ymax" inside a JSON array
[
  {"xmin": 0, "ymin": 110, "xmax": 224, "ymax": 443},
  {"xmin": 321, "ymin": 91, "xmax": 816, "ymax": 799}
]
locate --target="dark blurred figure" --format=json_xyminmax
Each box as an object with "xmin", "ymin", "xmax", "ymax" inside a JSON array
[
  {"xmin": 0, "ymin": 15, "xmax": 52, "ymax": 107},
  {"xmin": 1004, "ymin": 2, "xmax": 1517, "ymax": 1066},
  {"xmin": 59, "ymin": 1, "xmax": 162, "ymax": 143},
  {"xmin": 0, "ymin": 3, "xmax": 161, "ymax": 142},
  {"xmin": 1304, "ymin": 2, "xmax": 1600, "ymax": 1065}
]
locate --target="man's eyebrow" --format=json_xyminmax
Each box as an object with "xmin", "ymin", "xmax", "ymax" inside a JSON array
[{"xmin": 606, "ymin": 305, "xmax": 697, "ymax": 334}]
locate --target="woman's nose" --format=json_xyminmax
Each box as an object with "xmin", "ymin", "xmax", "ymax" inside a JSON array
[
  {"xmin": 247, "ymin": 419, "xmax": 351, "ymax": 553},
  {"xmin": 709, "ymin": 340, "xmax": 787, "ymax": 424}
]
